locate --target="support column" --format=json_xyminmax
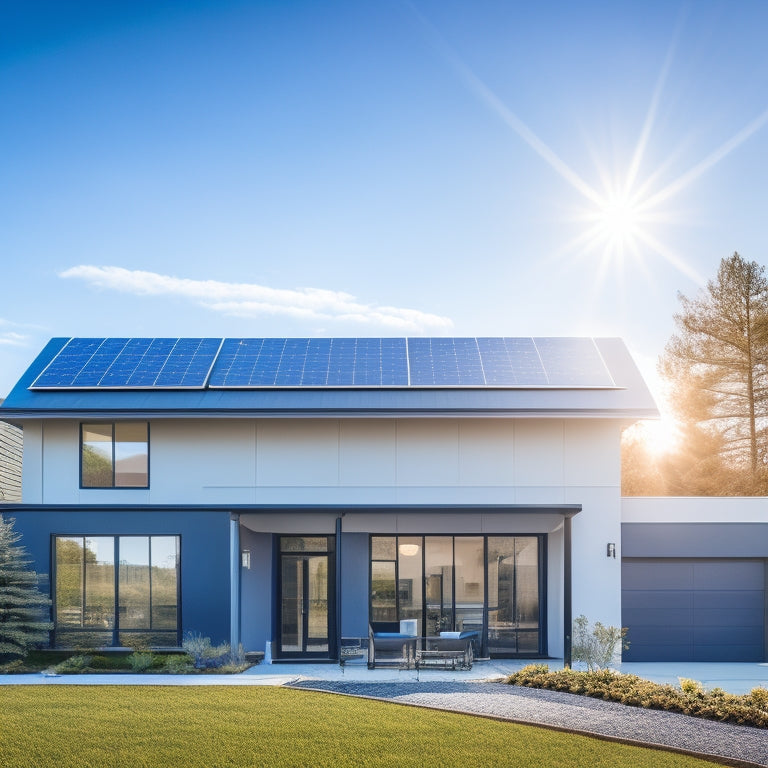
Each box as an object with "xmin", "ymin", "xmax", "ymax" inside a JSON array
[
  {"xmin": 335, "ymin": 515, "xmax": 343, "ymax": 661},
  {"xmin": 230, "ymin": 514, "xmax": 240, "ymax": 650},
  {"xmin": 563, "ymin": 514, "xmax": 572, "ymax": 668}
]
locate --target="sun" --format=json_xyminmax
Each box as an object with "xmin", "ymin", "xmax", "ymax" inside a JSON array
[
  {"xmin": 625, "ymin": 418, "xmax": 681, "ymax": 458},
  {"xmin": 594, "ymin": 191, "xmax": 643, "ymax": 255},
  {"xmin": 599, "ymin": 194, "xmax": 640, "ymax": 243},
  {"xmin": 571, "ymin": 181, "xmax": 651, "ymax": 267}
]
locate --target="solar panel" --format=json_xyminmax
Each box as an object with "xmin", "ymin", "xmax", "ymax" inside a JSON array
[
  {"xmin": 534, "ymin": 337, "xmax": 614, "ymax": 387},
  {"xmin": 30, "ymin": 338, "xmax": 221, "ymax": 389},
  {"xmin": 29, "ymin": 337, "xmax": 616, "ymax": 390},
  {"xmin": 207, "ymin": 338, "xmax": 410, "ymax": 388}
]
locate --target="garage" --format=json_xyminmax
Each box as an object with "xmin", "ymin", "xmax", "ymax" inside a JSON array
[{"xmin": 622, "ymin": 559, "xmax": 766, "ymax": 662}]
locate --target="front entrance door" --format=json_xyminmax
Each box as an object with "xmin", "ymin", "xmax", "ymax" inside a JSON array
[{"xmin": 278, "ymin": 536, "xmax": 334, "ymax": 658}]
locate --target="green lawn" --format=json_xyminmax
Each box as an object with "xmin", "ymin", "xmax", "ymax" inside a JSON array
[{"xmin": 0, "ymin": 686, "xmax": 721, "ymax": 768}]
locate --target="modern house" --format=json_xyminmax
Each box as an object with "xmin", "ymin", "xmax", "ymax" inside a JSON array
[{"xmin": 0, "ymin": 336, "xmax": 765, "ymax": 663}]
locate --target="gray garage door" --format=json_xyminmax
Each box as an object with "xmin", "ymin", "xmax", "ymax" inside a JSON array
[{"xmin": 622, "ymin": 559, "xmax": 766, "ymax": 662}]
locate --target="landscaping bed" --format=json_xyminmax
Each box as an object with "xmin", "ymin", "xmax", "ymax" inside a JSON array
[
  {"xmin": 506, "ymin": 664, "xmax": 768, "ymax": 729},
  {"xmin": 0, "ymin": 634, "xmax": 260, "ymax": 675}
]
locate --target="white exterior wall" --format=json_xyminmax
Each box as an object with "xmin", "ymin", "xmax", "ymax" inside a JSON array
[
  {"xmin": 622, "ymin": 496, "xmax": 768, "ymax": 523},
  {"xmin": 25, "ymin": 415, "xmax": 624, "ymax": 656}
]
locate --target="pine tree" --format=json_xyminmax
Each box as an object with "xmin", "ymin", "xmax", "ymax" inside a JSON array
[
  {"xmin": 660, "ymin": 252, "xmax": 768, "ymax": 492},
  {"xmin": 0, "ymin": 515, "xmax": 52, "ymax": 661}
]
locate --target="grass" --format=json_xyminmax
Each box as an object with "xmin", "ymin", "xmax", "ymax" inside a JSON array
[{"xmin": 0, "ymin": 686, "xmax": 724, "ymax": 768}]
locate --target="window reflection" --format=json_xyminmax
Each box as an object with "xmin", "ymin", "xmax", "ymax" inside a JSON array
[
  {"xmin": 370, "ymin": 534, "xmax": 542, "ymax": 656},
  {"xmin": 81, "ymin": 422, "xmax": 148, "ymax": 488},
  {"xmin": 114, "ymin": 423, "xmax": 149, "ymax": 487},
  {"xmin": 54, "ymin": 535, "xmax": 179, "ymax": 647}
]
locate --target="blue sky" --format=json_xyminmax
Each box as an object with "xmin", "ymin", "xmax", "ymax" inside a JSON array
[{"xmin": 2, "ymin": 0, "xmax": 768, "ymax": 405}]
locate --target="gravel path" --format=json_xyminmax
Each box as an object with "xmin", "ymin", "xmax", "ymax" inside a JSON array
[{"xmin": 288, "ymin": 680, "xmax": 768, "ymax": 767}]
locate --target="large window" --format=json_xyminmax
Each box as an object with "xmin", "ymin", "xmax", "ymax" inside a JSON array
[
  {"xmin": 54, "ymin": 535, "xmax": 180, "ymax": 647},
  {"xmin": 81, "ymin": 423, "xmax": 149, "ymax": 488},
  {"xmin": 370, "ymin": 535, "xmax": 544, "ymax": 657}
]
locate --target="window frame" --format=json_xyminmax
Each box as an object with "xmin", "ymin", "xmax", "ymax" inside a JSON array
[
  {"xmin": 369, "ymin": 533, "xmax": 547, "ymax": 658},
  {"xmin": 79, "ymin": 422, "xmax": 150, "ymax": 489},
  {"xmin": 51, "ymin": 533, "xmax": 181, "ymax": 648}
]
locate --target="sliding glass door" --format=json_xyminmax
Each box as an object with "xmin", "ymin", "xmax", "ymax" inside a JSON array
[{"xmin": 370, "ymin": 534, "xmax": 544, "ymax": 657}]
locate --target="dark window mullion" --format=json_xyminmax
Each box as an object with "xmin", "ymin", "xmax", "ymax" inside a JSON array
[
  {"xmin": 148, "ymin": 537, "xmax": 154, "ymax": 631},
  {"xmin": 451, "ymin": 537, "xmax": 456, "ymax": 632},
  {"xmin": 113, "ymin": 536, "xmax": 120, "ymax": 646},
  {"xmin": 482, "ymin": 537, "xmax": 489, "ymax": 658},
  {"xmin": 111, "ymin": 424, "xmax": 116, "ymax": 488},
  {"xmin": 420, "ymin": 536, "xmax": 426, "ymax": 636},
  {"xmin": 394, "ymin": 536, "xmax": 400, "ymax": 619},
  {"xmin": 80, "ymin": 536, "xmax": 86, "ymax": 629}
]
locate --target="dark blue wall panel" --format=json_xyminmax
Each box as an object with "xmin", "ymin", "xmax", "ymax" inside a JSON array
[
  {"xmin": 622, "ymin": 559, "xmax": 766, "ymax": 662},
  {"xmin": 5, "ymin": 508, "xmax": 232, "ymax": 646},
  {"xmin": 340, "ymin": 532, "xmax": 369, "ymax": 639},
  {"xmin": 622, "ymin": 523, "xmax": 768, "ymax": 558},
  {"xmin": 239, "ymin": 528, "xmax": 273, "ymax": 653}
]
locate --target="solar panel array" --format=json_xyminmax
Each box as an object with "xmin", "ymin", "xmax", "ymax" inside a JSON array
[
  {"xmin": 30, "ymin": 337, "xmax": 616, "ymax": 389},
  {"xmin": 31, "ymin": 338, "xmax": 222, "ymax": 389},
  {"xmin": 208, "ymin": 338, "xmax": 408, "ymax": 387}
]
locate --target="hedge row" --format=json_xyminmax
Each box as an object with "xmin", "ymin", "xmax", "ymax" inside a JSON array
[{"xmin": 505, "ymin": 664, "xmax": 768, "ymax": 729}]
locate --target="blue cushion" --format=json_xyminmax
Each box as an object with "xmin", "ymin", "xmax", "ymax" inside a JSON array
[{"xmin": 374, "ymin": 632, "xmax": 411, "ymax": 638}]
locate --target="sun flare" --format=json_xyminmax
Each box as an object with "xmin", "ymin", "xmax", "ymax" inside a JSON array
[
  {"xmin": 599, "ymin": 194, "xmax": 640, "ymax": 244},
  {"xmin": 626, "ymin": 418, "xmax": 682, "ymax": 458},
  {"xmin": 588, "ymin": 189, "xmax": 647, "ymax": 258}
]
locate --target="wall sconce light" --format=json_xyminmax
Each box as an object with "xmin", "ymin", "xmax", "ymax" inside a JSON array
[
  {"xmin": 606, "ymin": 543, "xmax": 616, "ymax": 559},
  {"xmin": 241, "ymin": 550, "xmax": 251, "ymax": 569}
]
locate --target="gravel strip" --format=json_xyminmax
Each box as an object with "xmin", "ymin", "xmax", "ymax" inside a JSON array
[{"xmin": 288, "ymin": 680, "xmax": 768, "ymax": 767}]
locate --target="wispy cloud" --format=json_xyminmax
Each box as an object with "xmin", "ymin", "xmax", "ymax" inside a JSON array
[
  {"xmin": 59, "ymin": 266, "xmax": 453, "ymax": 332},
  {"xmin": 0, "ymin": 332, "xmax": 27, "ymax": 347},
  {"xmin": 0, "ymin": 319, "xmax": 30, "ymax": 347}
]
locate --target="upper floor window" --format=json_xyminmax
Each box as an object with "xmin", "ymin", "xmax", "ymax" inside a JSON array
[{"xmin": 81, "ymin": 422, "xmax": 149, "ymax": 488}]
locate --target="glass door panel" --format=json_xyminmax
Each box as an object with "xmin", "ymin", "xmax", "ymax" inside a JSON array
[
  {"xmin": 454, "ymin": 537, "xmax": 484, "ymax": 635},
  {"xmin": 487, "ymin": 536, "xmax": 540, "ymax": 655},
  {"xmin": 397, "ymin": 537, "xmax": 423, "ymax": 635},
  {"xmin": 514, "ymin": 538, "xmax": 540, "ymax": 653},
  {"xmin": 278, "ymin": 537, "xmax": 334, "ymax": 658},
  {"xmin": 425, "ymin": 537, "xmax": 453, "ymax": 635},
  {"xmin": 280, "ymin": 556, "xmax": 303, "ymax": 653},
  {"xmin": 305, "ymin": 555, "xmax": 328, "ymax": 653}
]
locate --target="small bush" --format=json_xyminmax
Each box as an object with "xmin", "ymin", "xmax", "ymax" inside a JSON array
[
  {"xmin": 49, "ymin": 654, "xmax": 92, "ymax": 674},
  {"xmin": 127, "ymin": 652, "xmax": 155, "ymax": 672},
  {"xmin": 679, "ymin": 677, "xmax": 704, "ymax": 696},
  {"xmin": 749, "ymin": 686, "xmax": 768, "ymax": 711},
  {"xmin": 572, "ymin": 615, "xmax": 629, "ymax": 670},
  {"xmin": 506, "ymin": 664, "xmax": 768, "ymax": 728},
  {"xmin": 88, "ymin": 654, "xmax": 127, "ymax": 670},
  {"xmin": 182, "ymin": 632, "xmax": 231, "ymax": 669},
  {"xmin": 164, "ymin": 654, "xmax": 194, "ymax": 673}
]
